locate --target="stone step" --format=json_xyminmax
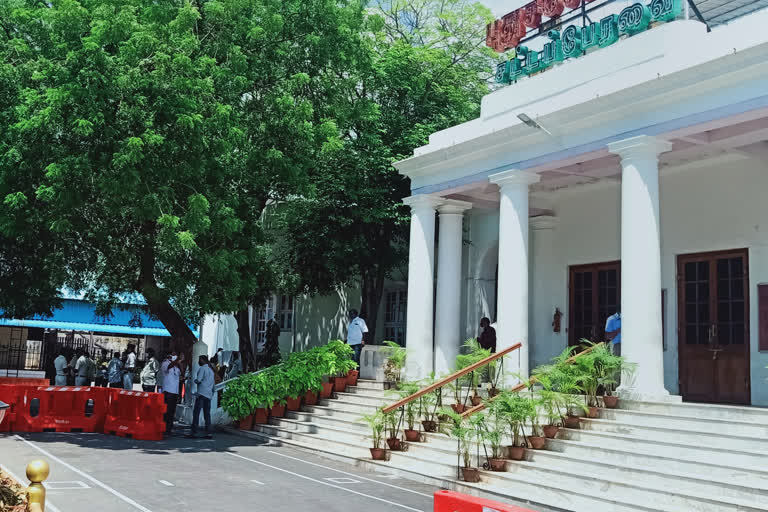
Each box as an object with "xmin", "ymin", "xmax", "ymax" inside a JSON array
[
  {"xmin": 579, "ymin": 417, "xmax": 768, "ymax": 452},
  {"xmin": 353, "ymin": 379, "xmax": 389, "ymax": 391},
  {"xmin": 598, "ymin": 407, "xmax": 768, "ymax": 438},
  {"xmin": 317, "ymin": 399, "xmax": 380, "ymax": 414},
  {"xmin": 559, "ymin": 427, "xmax": 767, "ymax": 472},
  {"xmin": 246, "ymin": 422, "xmax": 763, "ymax": 512},
  {"xmin": 334, "ymin": 391, "xmax": 392, "ymax": 406},
  {"xmin": 621, "ymin": 399, "xmax": 768, "ymax": 424},
  {"xmin": 344, "ymin": 386, "xmax": 390, "ymax": 398},
  {"xmin": 287, "ymin": 409, "xmax": 369, "ymax": 431}
]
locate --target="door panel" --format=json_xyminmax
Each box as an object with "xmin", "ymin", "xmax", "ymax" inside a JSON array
[
  {"xmin": 569, "ymin": 262, "xmax": 620, "ymax": 347},
  {"xmin": 677, "ymin": 249, "xmax": 750, "ymax": 405}
]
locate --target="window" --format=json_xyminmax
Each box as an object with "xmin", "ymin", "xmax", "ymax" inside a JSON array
[
  {"xmin": 254, "ymin": 296, "xmax": 275, "ymax": 353},
  {"xmin": 383, "ymin": 290, "xmax": 407, "ymax": 346},
  {"xmin": 279, "ymin": 295, "xmax": 294, "ymax": 331}
]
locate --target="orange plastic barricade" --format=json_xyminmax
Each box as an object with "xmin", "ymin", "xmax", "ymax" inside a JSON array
[
  {"xmin": 0, "ymin": 377, "xmax": 50, "ymax": 387},
  {"xmin": 13, "ymin": 386, "xmax": 108, "ymax": 433},
  {"xmin": 433, "ymin": 491, "xmax": 538, "ymax": 512},
  {"xmin": 104, "ymin": 390, "xmax": 166, "ymax": 441},
  {"xmin": 0, "ymin": 384, "xmax": 24, "ymax": 432}
]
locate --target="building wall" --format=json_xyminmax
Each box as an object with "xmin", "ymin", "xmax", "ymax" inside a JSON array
[{"xmin": 465, "ymin": 154, "xmax": 768, "ymax": 405}]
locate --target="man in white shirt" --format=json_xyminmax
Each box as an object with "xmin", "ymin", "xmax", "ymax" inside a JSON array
[
  {"xmin": 74, "ymin": 350, "xmax": 91, "ymax": 386},
  {"xmin": 123, "ymin": 343, "xmax": 137, "ymax": 390},
  {"xmin": 189, "ymin": 355, "xmax": 215, "ymax": 439},
  {"xmin": 346, "ymin": 309, "xmax": 368, "ymax": 366},
  {"xmin": 140, "ymin": 348, "xmax": 160, "ymax": 392},
  {"xmin": 53, "ymin": 351, "xmax": 68, "ymax": 386},
  {"xmin": 161, "ymin": 352, "xmax": 181, "ymax": 435}
]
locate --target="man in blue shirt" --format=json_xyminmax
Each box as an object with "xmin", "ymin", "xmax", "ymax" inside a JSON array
[{"xmin": 605, "ymin": 312, "xmax": 621, "ymax": 355}]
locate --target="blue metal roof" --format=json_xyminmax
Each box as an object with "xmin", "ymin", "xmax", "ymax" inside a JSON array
[{"xmin": 0, "ymin": 299, "xmax": 199, "ymax": 338}]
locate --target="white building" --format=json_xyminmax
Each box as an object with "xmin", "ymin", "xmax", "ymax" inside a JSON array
[{"xmin": 394, "ymin": 7, "xmax": 768, "ymax": 406}]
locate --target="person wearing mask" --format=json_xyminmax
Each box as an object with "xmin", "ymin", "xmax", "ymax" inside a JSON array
[
  {"xmin": 53, "ymin": 349, "xmax": 68, "ymax": 386},
  {"xmin": 74, "ymin": 349, "xmax": 90, "ymax": 386},
  {"xmin": 122, "ymin": 343, "xmax": 137, "ymax": 390},
  {"xmin": 226, "ymin": 351, "xmax": 242, "ymax": 380},
  {"xmin": 346, "ymin": 309, "xmax": 368, "ymax": 366},
  {"xmin": 478, "ymin": 317, "xmax": 497, "ymax": 353},
  {"xmin": 140, "ymin": 348, "xmax": 160, "ymax": 392},
  {"xmin": 188, "ymin": 355, "xmax": 215, "ymax": 439},
  {"xmin": 162, "ymin": 351, "xmax": 182, "ymax": 436},
  {"xmin": 107, "ymin": 352, "xmax": 123, "ymax": 388}
]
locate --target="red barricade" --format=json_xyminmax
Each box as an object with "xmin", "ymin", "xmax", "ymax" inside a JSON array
[
  {"xmin": 0, "ymin": 384, "xmax": 24, "ymax": 432},
  {"xmin": 13, "ymin": 386, "xmax": 109, "ymax": 433},
  {"xmin": 434, "ymin": 490, "xmax": 538, "ymax": 512},
  {"xmin": 0, "ymin": 377, "xmax": 50, "ymax": 387},
  {"xmin": 104, "ymin": 389, "xmax": 166, "ymax": 441}
]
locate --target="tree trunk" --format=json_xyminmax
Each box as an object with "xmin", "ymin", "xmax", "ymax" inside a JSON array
[
  {"xmin": 360, "ymin": 270, "xmax": 386, "ymax": 343},
  {"xmin": 235, "ymin": 308, "xmax": 256, "ymax": 372}
]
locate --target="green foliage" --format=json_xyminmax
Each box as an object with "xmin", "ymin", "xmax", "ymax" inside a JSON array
[
  {"xmin": 481, "ymin": 398, "xmax": 507, "ymax": 459},
  {"xmin": 455, "ymin": 338, "xmax": 491, "ymax": 393},
  {"xmin": 418, "ymin": 372, "xmax": 442, "ymax": 423},
  {"xmin": 361, "ymin": 409, "xmax": 386, "ymax": 449},
  {"xmin": 493, "ymin": 390, "xmax": 535, "ymax": 448},
  {"xmin": 440, "ymin": 407, "xmax": 476, "ymax": 469},
  {"xmin": 382, "ymin": 341, "xmax": 407, "ymax": 382},
  {"xmin": 397, "ymin": 380, "xmax": 421, "ymax": 430}
]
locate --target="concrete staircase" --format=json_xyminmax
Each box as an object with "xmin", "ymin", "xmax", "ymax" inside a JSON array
[{"xmin": 231, "ymin": 379, "xmax": 768, "ymax": 512}]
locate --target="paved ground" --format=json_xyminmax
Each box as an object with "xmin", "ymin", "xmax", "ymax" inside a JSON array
[{"xmin": 0, "ymin": 430, "xmax": 439, "ymax": 512}]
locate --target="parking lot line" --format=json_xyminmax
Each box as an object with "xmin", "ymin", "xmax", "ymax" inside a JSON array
[
  {"xmin": 267, "ymin": 449, "xmax": 432, "ymax": 497},
  {"xmin": 228, "ymin": 452, "xmax": 424, "ymax": 512},
  {"xmin": 14, "ymin": 435, "xmax": 154, "ymax": 512}
]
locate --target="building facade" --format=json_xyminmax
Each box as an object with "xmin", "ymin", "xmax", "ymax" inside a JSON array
[{"xmin": 395, "ymin": 9, "xmax": 768, "ymax": 405}]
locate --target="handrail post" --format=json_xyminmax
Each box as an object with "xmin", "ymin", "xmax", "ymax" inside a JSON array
[{"xmin": 26, "ymin": 459, "xmax": 49, "ymax": 512}]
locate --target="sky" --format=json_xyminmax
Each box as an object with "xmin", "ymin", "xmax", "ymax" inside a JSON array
[{"xmin": 482, "ymin": 0, "xmax": 526, "ymax": 17}]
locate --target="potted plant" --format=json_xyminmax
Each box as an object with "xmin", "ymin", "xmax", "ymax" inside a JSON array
[
  {"xmin": 362, "ymin": 410, "xmax": 387, "ymax": 460},
  {"xmin": 398, "ymin": 381, "xmax": 421, "ymax": 442},
  {"xmin": 383, "ymin": 410, "xmax": 402, "ymax": 451},
  {"xmin": 496, "ymin": 391, "xmax": 533, "ymax": 461},
  {"xmin": 483, "ymin": 400, "xmax": 509, "ymax": 471},
  {"xmin": 419, "ymin": 374, "xmax": 442, "ymax": 432},
  {"xmin": 455, "ymin": 339, "xmax": 491, "ymax": 406},
  {"xmin": 442, "ymin": 407, "xmax": 482, "ymax": 483},
  {"xmin": 382, "ymin": 341, "xmax": 406, "ymax": 387},
  {"xmin": 220, "ymin": 373, "xmax": 258, "ymax": 429}
]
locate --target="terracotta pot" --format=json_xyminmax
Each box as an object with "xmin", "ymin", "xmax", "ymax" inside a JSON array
[
  {"xmin": 507, "ymin": 445, "xmax": 525, "ymax": 461},
  {"xmin": 404, "ymin": 429, "xmax": 421, "ymax": 442},
  {"xmin": 421, "ymin": 420, "xmax": 437, "ymax": 432},
  {"xmin": 488, "ymin": 388, "xmax": 500, "ymax": 398},
  {"xmin": 286, "ymin": 396, "xmax": 302, "ymax": 411},
  {"xmin": 603, "ymin": 395, "xmax": 619, "ymax": 408},
  {"xmin": 305, "ymin": 390, "xmax": 318, "ymax": 406},
  {"xmin": 542, "ymin": 425, "xmax": 560, "ymax": 439},
  {"xmin": 461, "ymin": 467, "xmax": 481, "ymax": 483},
  {"xmin": 252, "ymin": 407, "xmax": 269, "ymax": 425},
  {"xmin": 332, "ymin": 376, "xmax": 347, "ymax": 393},
  {"xmin": 451, "ymin": 403, "xmax": 466, "ymax": 414},
  {"xmin": 529, "ymin": 436, "xmax": 547, "ymax": 450},
  {"xmin": 489, "ymin": 458, "xmax": 508, "ymax": 472},
  {"xmin": 386, "ymin": 437, "xmax": 401, "ymax": 451},
  {"xmin": 319, "ymin": 382, "xmax": 333, "ymax": 399},
  {"xmin": 239, "ymin": 414, "xmax": 254, "ymax": 430},
  {"xmin": 347, "ymin": 370, "xmax": 359, "ymax": 387},
  {"xmin": 588, "ymin": 406, "xmax": 599, "ymax": 418},
  {"xmin": 370, "ymin": 447, "xmax": 386, "ymax": 460},
  {"xmin": 270, "ymin": 404, "xmax": 286, "ymax": 418},
  {"xmin": 471, "ymin": 395, "xmax": 483, "ymax": 406},
  {"xmin": 563, "ymin": 415, "xmax": 581, "ymax": 429}
]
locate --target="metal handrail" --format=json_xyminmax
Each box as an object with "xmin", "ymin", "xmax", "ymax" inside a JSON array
[
  {"xmin": 460, "ymin": 342, "xmax": 605, "ymax": 418},
  {"xmin": 381, "ymin": 342, "xmax": 523, "ymax": 414}
]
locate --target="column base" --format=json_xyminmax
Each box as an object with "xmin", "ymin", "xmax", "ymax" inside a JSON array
[{"xmin": 616, "ymin": 386, "xmax": 682, "ymax": 403}]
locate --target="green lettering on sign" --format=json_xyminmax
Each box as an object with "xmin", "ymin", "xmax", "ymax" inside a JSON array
[{"xmin": 495, "ymin": 0, "xmax": 682, "ymax": 84}]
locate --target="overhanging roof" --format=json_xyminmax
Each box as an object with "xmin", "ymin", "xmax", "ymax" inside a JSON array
[{"xmin": 692, "ymin": 0, "xmax": 768, "ymax": 26}]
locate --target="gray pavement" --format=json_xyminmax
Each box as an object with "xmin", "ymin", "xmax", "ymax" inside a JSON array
[{"xmin": 0, "ymin": 431, "xmax": 439, "ymax": 512}]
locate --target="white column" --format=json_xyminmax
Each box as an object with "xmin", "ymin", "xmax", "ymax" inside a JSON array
[
  {"xmin": 608, "ymin": 135, "xmax": 673, "ymax": 401},
  {"xmin": 403, "ymin": 195, "xmax": 442, "ymax": 380},
  {"xmin": 434, "ymin": 200, "xmax": 472, "ymax": 377},
  {"xmin": 488, "ymin": 170, "xmax": 540, "ymax": 380},
  {"xmin": 529, "ymin": 215, "xmax": 560, "ymax": 367}
]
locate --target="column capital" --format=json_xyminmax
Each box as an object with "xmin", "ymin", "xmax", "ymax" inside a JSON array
[
  {"xmin": 437, "ymin": 199, "xmax": 472, "ymax": 215},
  {"xmin": 403, "ymin": 194, "xmax": 443, "ymax": 212},
  {"xmin": 608, "ymin": 135, "xmax": 672, "ymax": 161},
  {"xmin": 489, "ymin": 169, "xmax": 540, "ymax": 188},
  {"xmin": 529, "ymin": 215, "xmax": 558, "ymax": 230}
]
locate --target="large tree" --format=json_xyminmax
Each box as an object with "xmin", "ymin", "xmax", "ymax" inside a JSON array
[
  {"xmin": 279, "ymin": 0, "xmax": 494, "ymax": 341},
  {"xmin": 0, "ymin": 0, "xmax": 365, "ymax": 350}
]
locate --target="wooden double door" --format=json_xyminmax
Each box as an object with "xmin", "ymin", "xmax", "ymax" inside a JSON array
[
  {"xmin": 568, "ymin": 262, "xmax": 620, "ymax": 346},
  {"xmin": 678, "ymin": 249, "xmax": 751, "ymax": 405}
]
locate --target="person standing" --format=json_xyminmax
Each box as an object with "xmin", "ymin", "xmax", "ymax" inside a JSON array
[
  {"xmin": 478, "ymin": 317, "xmax": 497, "ymax": 353},
  {"xmin": 107, "ymin": 352, "xmax": 123, "ymax": 388},
  {"xmin": 264, "ymin": 317, "xmax": 281, "ymax": 366},
  {"xmin": 53, "ymin": 350, "xmax": 68, "ymax": 386},
  {"xmin": 605, "ymin": 311, "xmax": 621, "ymax": 355},
  {"xmin": 74, "ymin": 349, "xmax": 90, "ymax": 386},
  {"xmin": 189, "ymin": 355, "xmax": 215, "ymax": 439},
  {"xmin": 122, "ymin": 343, "xmax": 137, "ymax": 390},
  {"xmin": 140, "ymin": 348, "xmax": 160, "ymax": 392},
  {"xmin": 346, "ymin": 309, "xmax": 368, "ymax": 366},
  {"xmin": 162, "ymin": 352, "xmax": 182, "ymax": 436},
  {"xmin": 94, "ymin": 349, "xmax": 109, "ymax": 387},
  {"xmin": 226, "ymin": 351, "xmax": 242, "ymax": 380}
]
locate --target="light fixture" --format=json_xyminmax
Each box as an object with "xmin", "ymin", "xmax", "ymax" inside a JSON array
[{"xmin": 517, "ymin": 113, "xmax": 554, "ymax": 137}]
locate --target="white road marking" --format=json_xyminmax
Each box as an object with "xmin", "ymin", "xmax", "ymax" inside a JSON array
[
  {"xmin": 46, "ymin": 480, "xmax": 91, "ymax": 490},
  {"xmin": 0, "ymin": 464, "xmax": 63, "ymax": 512},
  {"xmin": 14, "ymin": 435, "xmax": 154, "ymax": 512},
  {"xmin": 228, "ymin": 452, "xmax": 424, "ymax": 512},
  {"xmin": 325, "ymin": 477, "xmax": 360, "ymax": 484},
  {"xmin": 250, "ymin": 479, "xmax": 265, "ymax": 485},
  {"xmin": 158, "ymin": 480, "xmax": 174, "ymax": 487},
  {"xmin": 267, "ymin": 450, "xmax": 431, "ymax": 497}
]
